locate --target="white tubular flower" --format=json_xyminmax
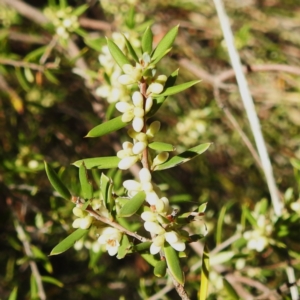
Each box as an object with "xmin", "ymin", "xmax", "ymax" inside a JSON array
[
  {"xmin": 165, "ymin": 231, "xmax": 186, "ymax": 252},
  {"xmin": 97, "ymin": 227, "xmax": 122, "ymax": 256},
  {"xmin": 72, "ymin": 207, "xmax": 93, "ymax": 229},
  {"xmin": 144, "ymin": 221, "xmax": 165, "ymax": 235}
]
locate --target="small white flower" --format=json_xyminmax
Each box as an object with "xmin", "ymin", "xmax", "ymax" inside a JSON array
[
  {"xmin": 72, "ymin": 207, "xmax": 93, "ymax": 229},
  {"xmin": 165, "ymin": 231, "xmax": 186, "ymax": 252},
  {"xmin": 97, "ymin": 227, "xmax": 122, "ymax": 256}
]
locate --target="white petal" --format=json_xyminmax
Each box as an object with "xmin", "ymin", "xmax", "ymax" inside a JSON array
[
  {"xmin": 139, "ymin": 168, "xmax": 151, "ymax": 182},
  {"xmin": 165, "ymin": 231, "xmax": 179, "ymax": 243},
  {"xmin": 123, "ymin": 180, "xmax": 141, "ymax": 191},
  {"xmin": 141, "ymin": 211, "xmax": 156, "ymax": 222},
  {"xmin": 150, "ymin": 243, "xmax": 161, "ymax": 255},
  {"xmin": 132, "ymin": 117, "xmax": 144, "ymax": 132},
  {"xmin": 132, "ymin": 91, "xmax": 143, "ymax": 107},
  {"xmin": 118, "ymin": 156, "xmax": 139, "ymax": 170},
  {"xmin": 144, "ymin": 221, "xmax": 165, "ymax": 235},
  {"xmin": 118, "ymin": 74, "xmax": 136, "ymax": 85},
  {"xmin": 145, "ymin": 97, "xmax": 153, "ymax": 113},
  {"xmin": 171, "ymin": 242, "xmax": 186, "ymax": 252},
  {"xmin": 115, "ymin": 102, "xmax": 132, "ymax": 113},
  {"xmin": 132, "ymin": 141, "xmax": 147, "ymax": 154},
  {"xmin": 107, "ymin": 245, "xmax": 119, "ymax": 256}
]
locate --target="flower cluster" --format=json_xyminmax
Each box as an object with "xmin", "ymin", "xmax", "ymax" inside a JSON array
[
  {"xmin": 44, "ymin": 6, "xmax": 79, "ymax": 39},
  {"xmin": 123, "ymin": 168, "xmax": 186, "ymax": 254},
  {"xmin": 243, "ymin": 214, "xmax": 273, "ymax": 252},
  {"xmin": 96, "ymin": 33, "xmax": 132, "ymax": 103}
]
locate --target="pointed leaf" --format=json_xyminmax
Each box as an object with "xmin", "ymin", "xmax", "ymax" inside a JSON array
[
  {"xmin": 73, "ymin": 157, "xmax": 120, "ymax": 169},
  {"xmin": 72, "ymin": 4, "xmax": 88, "ymax": 16},
  {"xmin": 106, "ymin": 38, "xmax": 130, "ymax": 68},
  {"xmin": 151, "ymin": 48, "xmax": 172, "ymax": 65},
  {"xmin": 41, "ymin": 276, "xmax": 64, "ymax": 288},
  {"xmin": 198, "ymin": 202, "xmax": 208, "ymax": 213},
  {"xmin": 118, "ymin": 191, "xmax": 146, "ymax": 217},
  {"xmin": 153, "ymin": 143, "xmax": 211, "ymax": 171},
  {"xmin": 164, "ymin": 243, "xmax": 184, "ymax": 285},
  {"xmin": 147, "ymin": 69, "xmax": 178, "ymax": 117},
  {"xmin": 148, "ymin": 142, "xmax": 175, "ymax": 152},
  {"xmin": 199, "ymin": 244, "xmax": 210, "ymax": 300},
  {"xmin": 79, "ymin": 163, "xmax": 93, "ymax": 200},
  {"xmin": 142, "ymin": 27, "xmax": 153, "ymax": 54},
  {"xmin": 100, "ymin": 173, "xmax": 112, "ymax": 210},
  {"xmin": 154, "ymin": 260, "xmax": 167, "ymax": 277},
  {"xmin": 152, "ymin": 80, "xmax": 201, "ymax": 98},
  {"xmin": 242, "ymin": 206, "xmax": 258, "ymax": 228},
  {"xmin": 134, "ymin": 241, "xmax": 152, "ymax": 252},
  {"xmin": 223, "ymin": 278, "xmax": 239, "ymax": 300},
  {"xmin": 86, "ymin": 116, "xmax": 129, "ymax": 138},
  {"xmin": 123, "ymin": 34, "xmax": 139, "ymax": 62},
  {"xmin": 44, "ymin": 161, "xmax": 71, "ymax": 200},
  {"xmin": 50, "ymin": 228, "xmax": 88, "ymax": 255},
  {"xmin": 8, "ymin": 287, "xmax": 18, "ymax": 300},
  {"xmin": 125, "ymin": 6, "xmax": 135, "ymax": 29},
  {"xmin": 117, "ymin": 234, "xmax": 130, "ymax": 259},
  {"xmin": 151, "ymin": 25, "xmax": 179, "ymax": 63}
]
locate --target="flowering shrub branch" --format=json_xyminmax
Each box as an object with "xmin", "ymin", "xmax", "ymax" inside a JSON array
[{"xmin": 45, "ymin": 25, "xmax": 210, "ymax": 298}]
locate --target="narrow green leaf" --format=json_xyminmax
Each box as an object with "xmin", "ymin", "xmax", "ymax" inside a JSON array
[
  {"xmin": 44, "ymin": 161, "xmax": 71, "ymax": 200},
  {"xmin": 154, "ymin": 260, "xmax": 167, "ymax": 277},
  {"xmin": 147, "ymin": 69, "xmax": 178, "ymax": 117},
  {"xmin": 50, "ymin": 228, "xmax": 88, "ymax": 255},
  {"xmin": 123, "ymin": 34, "xmax": 139, "ymax": 62},
  {"xmin": 164, "ymin": 243, "xmax": 184, "ymax": 285},
  {"xmin": 41, "ymin": 276, "xmax": 64, "ymax": 287},
  {"xmin": 242, "ymin": 206, "xmax": 258, "ymax": 228},
  {"xmin": 106, "ymin": 38, "xmax": 130, "ymax": 68},
  {"xmin": 100, "ymin": 173, "xmax": 111, "ymax": 210},
  {"xmin": 84, "ymin": 37, "xmax": 106, "ymax": 52},
  {"xmin": 118, "ymin": 191, "xmax": 146, "ymax": 217},
  {"xmin": 141, "ymin": 253, "xmax": 160, "ymax": 267},
  {"xmin": 142, "ymin": 27, "xmax": 153, "ymax": 54},
  {"xmin": 79, "ymin": 163, "xmax": 93, "ymax": 200},
  {"xmin": 151, "ymin": 48, "xmax": 172, "ymax": 65},
  {"xmin": 134, "ymin": 241, "xmax": 152, "ymax": 252},
  {"xmin": 148, "ymin": 142, "xmax": 175, "ymax": 152},
  {"xmin": 151, "ymin": 25, "xmax": 179, "ymax": 63},
  {"xmin": 44, "ymin": 70, "xmax": 59, "ymax": 85},
  {"xmin": 86, "ymin": 116, "xmax": 128, "ymax": 138},
  {"xmin": 152, "ymin": 80, "xmax": 201, "ymax": 98},
  {"xmin": 198, "ymin": 202, "xmax": 208, "ymax": 213},
  {"xmin": 125, "ymin": 6, "xmax": 135, "ymax": 29},
  {"xmin": 223, "ymin": 278, "xmax": 240, "ymax": 300},
  {"xmin": 72, "ymin": 4, "xmax": 88, "ymax": 16},
  {"xmin": 8, "ymin": 287, "xmax": 18, "ymax": 300},
  {"xmin": 117, "ymin": 234, "xmax": 130, "ymax": 259},
  {"xmin": 153, "ymin": 143, "xmax": 211, "ymax": 171},
  {"xmin": 73, "ymin": 157, "xmax": 120, "ymax": 169},
  {"xmin": 199, "ymin": 244, "xmax": 210, "ymax": 300}
]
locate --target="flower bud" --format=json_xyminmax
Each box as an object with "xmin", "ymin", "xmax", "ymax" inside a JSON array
[
  {"xmin": 145, "ymin": 97, "xmax": 153, "ymax": 113},
  {"xmin": 123, "ymin": 179, "xmax": 141, "ymax": 191},
  {"xmin": 139, "ymin": 168, "xmax": 152, "ymax": 182},
  {"xmin": 147, "ymin": 121, "xmax": 161, "ymax": 138},
  {"xmin": 118, "ymin": 156, "xmax": 139, "ymax": 170},
  {"xmin": 132, "ymin": 91, "xmax": 144, "ymax": 107},
  {"xmin": 118, "ymin": 74, "xmax": 136, "ymax": 85},
  {"xmin": 73, "ymin": 207, "xmax": 85, "ymax": 218},
  {"xmin": 115, "ymin": 101, "xmax": 132, "ymax": 113},
  {"xmin": 147, "ymin": 82, "xmax": 164, "ymax": 94},
  {"xmin": 122, "ymin": 111, "xmax": 134, "ymax": 122},
  {"xmin": 133, "ymin": 107, "xmax": 144, "ymax": 118},
  {"xmin": 122, "ymin": 64, "xmax": 134, "ymax": 74},
  {"xmin": 80, "ymin": 215, "xmax": 93, "ymax": 229},
  {"xmin": 132, "ymin": 141, "xmax": 147, "ymax": 154},
  {"xmin": 153, "ymin": 152, "xmax": 169, "ymax": 166},
  {"xmin": 132, "ymin": 117, "xmax": 144, "ymax": 132}
]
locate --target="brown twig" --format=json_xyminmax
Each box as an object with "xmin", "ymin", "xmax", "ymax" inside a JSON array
[
  {"xmin": 0, "ymin": 58, "xmax": 58, "ymax": 71},
  {"xmin": 85, "ymin": 206, "xmax": 150, "ymax": 243},
  {"xmin": 79, "ymin": 17, "xmax": 112, "ymax": 31}
]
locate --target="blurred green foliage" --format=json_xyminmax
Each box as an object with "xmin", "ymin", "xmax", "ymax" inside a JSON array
[{"xmin": 1, "ymin": 0, "xmax": 300, "ymax": 299}]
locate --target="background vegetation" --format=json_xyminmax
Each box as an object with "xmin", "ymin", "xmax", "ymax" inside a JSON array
[{"xmin": 0, "ymin": 0, "xmax": 300, "ymax": 299}]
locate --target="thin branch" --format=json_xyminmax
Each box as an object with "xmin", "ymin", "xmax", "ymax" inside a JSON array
[
  {"xmin": 147, "ymin": 284, "xmax": 174, "ymax": 300},
  {"xmin": 213, "ymin": 86, "xmax": 263, "ymax": 170},
  {"xmin": 79, "ymin": 17, "xmax": 112, "ymax": 31},
  {"xmin": 0, "ymin": 58, "xmax": 58, "ymax": 71},
  {"xmin": 13, "ymin": 215, "xmax": 46, "ymax": 300},
  {"xmin": 85, "ymin": 206, "xmax": 150, "ymax": 243},
  {"xmin": 212, "ymin": 1, "xmax": 298, "ymax": 299}
]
